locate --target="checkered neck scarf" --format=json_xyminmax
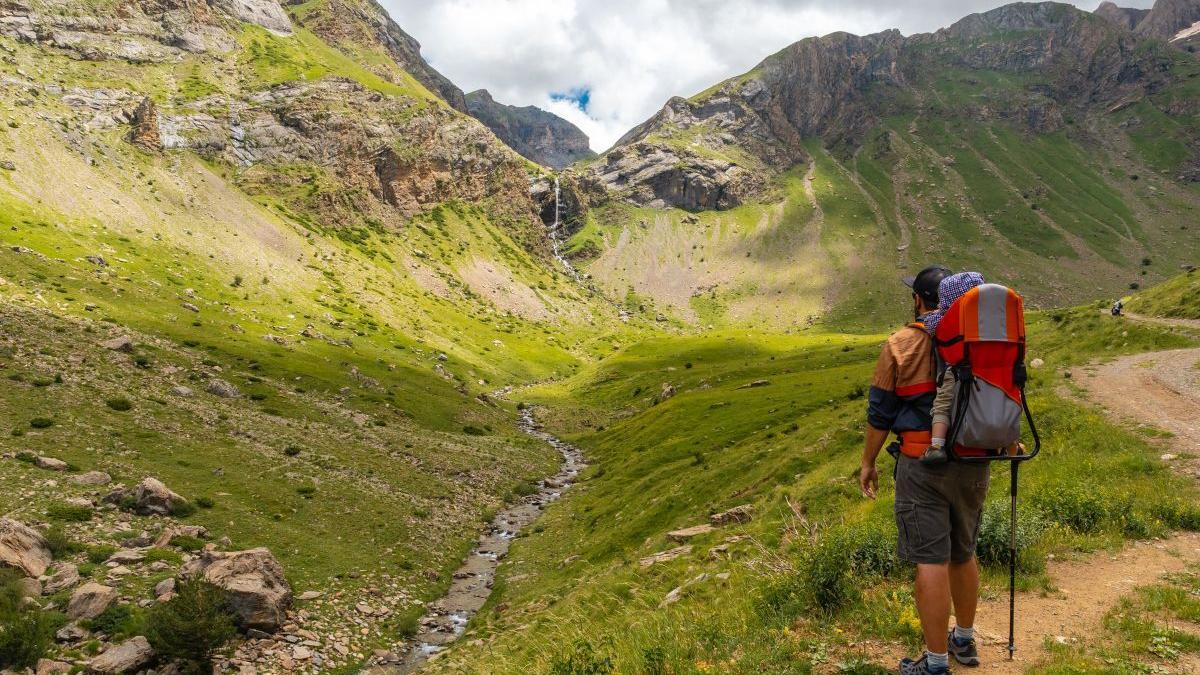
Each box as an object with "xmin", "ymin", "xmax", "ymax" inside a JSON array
[{"xmin": 924, "ymin": 272, "xmax": 986, "ymax": 337}]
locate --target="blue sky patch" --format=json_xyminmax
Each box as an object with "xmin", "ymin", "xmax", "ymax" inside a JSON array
[{"xmin": 550, "ymin": 88, "xmax": 591, "ymax": 112}]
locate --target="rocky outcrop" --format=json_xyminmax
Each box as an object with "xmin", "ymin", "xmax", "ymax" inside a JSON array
[
  {"xmin": 128, "ymin": 98, "xmax": 163, "ymax": 152},
  {"xmin": 1095, "ymin": 2, "xmax": 1152, "ymax": 30},
  {"xmin": 466, "ymin": 90, "xmax": 595, "ymax": 169},
  {"xmin": 67, "ymin": 582, "xmax": 118, "ymax": 621},
  {"xmin": 1136, "ymin": 0, "xmax": 1200, "ymax": 39},
  {"xmin": 181, "ymin": 548, "xmax": 293, "ymax": 632},
  {"xmin": 592, "ymin": 2, "xmax": 1183, "ymax": 210},
  {"xmin": 212, "ymin": 0, "xmax": 291, "ymax": 35},
  {"xmin": 0, "ymin": 518, "xmax": 52, "ymax": 578},
  {"xmin": 133, "ymin": 477, "xmax": 188, "ymax": 516},
  {"xmin": 42, "ymin": 563, "xmax": 81, "ymax": 595},
  {"xmin": 297, "ymin": 0, "xmax": 466, "ymax": 111},
  {"xmin": 206, "ymin": 378, "xmax": 240, "ymax": 398},
  {"xmin": 88, "ymin": 636, "xmax": 155, "ymax": 674}
]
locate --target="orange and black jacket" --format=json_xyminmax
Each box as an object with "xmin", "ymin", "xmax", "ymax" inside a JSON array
[{"xmin": 867, "ymin": 322, "xmax": 937, "ymax": 440}]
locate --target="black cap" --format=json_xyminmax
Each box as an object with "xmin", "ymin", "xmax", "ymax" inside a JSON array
[{"xmin": 902, "ymin": 265, "xmax": 951, "ymax": 306}]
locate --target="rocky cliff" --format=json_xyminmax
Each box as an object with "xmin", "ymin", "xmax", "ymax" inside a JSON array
[
  {"xmin": 587, "ymin": 1, "xmax": 1193, "ymax": 211},
  {"xmin": 1134, "ymin": 0, "xmax": 1200, "ymax": 40},
  {"xmin": 465, "ymin": 89, "xmax": 596, "ymax": 169}
]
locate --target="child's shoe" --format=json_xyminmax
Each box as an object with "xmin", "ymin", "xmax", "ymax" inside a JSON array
[{"xmin": 919, "ymin": 445, "xmax": 948, "ymax": 465}]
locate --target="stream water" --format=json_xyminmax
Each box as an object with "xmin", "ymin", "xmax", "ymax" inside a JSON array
[
  {"xmin": 390, "ymin": 409, "xmax": 585, "ymax": 673},
  {"xmin": 548, "ymin": 177, "xmax": 582, "ymax": 283}
]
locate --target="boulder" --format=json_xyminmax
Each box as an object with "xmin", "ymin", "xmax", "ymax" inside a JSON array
[
  {"xmin": 34, "ymin": 456, "xmax": 69, "ymax": 471},
  {"xmin": 71, "ymin": 471, "xmax": 112, "ymax": 486},
  {"xmin": 43, "ymin": 562, "xmax": 81, "ymax": 594},
  {"xmin": 101, "ymin": 336, "xmax": 135, "ymax": 353},
  {"xmin": 88, "ymin": 636, "xmax": 155, "ymax": 674},
  {"xmin": 36, "ymin": 659, "xmax": 72, "ymax": 675},
  {"xmin": 67, "ymin": 582, "xmax": 118, "ymax": 621},
  {"xmin": 181, "ymin": 548, "xmax": 292, "ymax": 632},
  {"xmin": 170, "ymin": 385, "xmax": 193, "ymax": 397},
  {"xmin": 154, "ymin": 577, "xmax": 175, "ymax": 598},
  {"xmin": 0, "ymin": 517, "xmax": 52, "ymax": 577},
  {"xmin": 206, "ymin": 379, "xmax": 240, "ymax": 398},
  {"xmin": 710, "ymin": 504, "xmax": 754, "ymax": 527},
  {"xmin": 56, "ymin": 622, "xmax": 89, "ymax": 643},
  {"xmin": 134, "ymin": 477, "xmax": 187, "ymax": 516},
  {"xmin": 638, "ymin": 545, "xmax": 692, "ymax": 567},
  {"xmin": 667, "ymin": 524, "xmax": 715, "ymax": 542}
]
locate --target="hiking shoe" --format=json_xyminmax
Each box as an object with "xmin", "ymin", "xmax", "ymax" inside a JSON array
[
  {"xmin": 919, "ymin": 445, "xmax": 949, "ymax": 466},
  {"xmin": 899, "ymin": 654, "xmax": 949, "ymax": 675},
  {"xmin": 948, "ymin": 631, "xmax": 980, "ymax": 667}
]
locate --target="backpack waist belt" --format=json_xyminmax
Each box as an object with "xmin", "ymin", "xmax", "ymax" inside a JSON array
[{"xmin": 898, "ymin": 431, "xmax": 932, "ymax": 459}]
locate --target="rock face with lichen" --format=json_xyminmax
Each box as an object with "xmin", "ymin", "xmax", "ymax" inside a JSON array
[{"xmin": 128, "ymin": 97, "xmax": 162, "ymax": 151}]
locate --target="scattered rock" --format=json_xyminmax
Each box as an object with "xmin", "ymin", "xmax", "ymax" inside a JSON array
[
  {"xmin": 101, "ymin": 336, "xmax": 135, "ymax": 353},
  {"xmin": 85, "ymin": 255, "xmax": 108, "ymax": 267},
  {"xmin": 170, "ymin": 385, "xmax": 194, "ymax": 397},
  {"xmin": 34, "ymin": 456, "xmax": 69, "ymax": 471},
  {"xmin": 42, "ymin": 563, "xmax": 80, "ymax": 594},
  {"xmin": 659, "ymin": 382, "xmax": 677, "ymax": 400},
  {"xmin": 55, "ymin": 622, "xmax": 88, "ymax": 643},
  {"xmin": 35, "ymin": 659, "xmax": 72, "ymax": 675},
  {"xmin": 660, "ymin": 586, "xmax": 684, "ymax": 606},
  {"xmin": 181, "ymin": 301, "xmax": 201, "ymax": 313},
  {"xmin": 638, "ymin": 545, "xmax": 692, "ymax": 567},
  {"xmin": 1162, "ymin": 453, "xmax": 1178, "ymax": 461},
  {"xmin": 296, "ymin": 590, "xmax": 323, "ymax": 601},
  {"xmin": 710, "ymin": 504, "xmax": 754, "ymax": 527},
  {"xmin": 707, "ymin": 544, "xmax": 729, "ymax": 559},
  {"xmin": 154, "ymin": 577, "xmax": 175, "ymax": 598},
  {"xmin": 71, "ymin": 471, "xmax": 112, "ymax": 486},
  {"xmin": 181, "ymin": 548, "xmax": 292, "ymax": 632},
  {"xmin": 88, "ymin": 636, "xmax": 155, "ymax": 674},
  {"xmin": 667, "ymin": 524, "xmax": 715, "ymax": 542},
  {"xmin": 1030, "ymin": 358, "xmax": 1045, "ymax": 369},
  {"xmin": 67, "ymin": 582, "xmax": 118, "ymax": 621},
  {"xmin": 134, "ymin": 477, "xmax": 187, "ymax": 516},
  {"xmin": 737, "ymin": 379, "xmax": 772, "ymax": 389},
  {"xmin": 0, "ymin": 517, "xmax": 52, "ymax": 577},
  {"xmin": 206, "ymin": 379, "xmax": 240, "ymax": 398},
  {"xmin": 106, "ymin": 549, "xmax": 146, "ymax": 565}
]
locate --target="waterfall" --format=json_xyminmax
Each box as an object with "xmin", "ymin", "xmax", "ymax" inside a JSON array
[{"xmin": 548, "ymin": 176, "xmax": 581, "ymax": 282}]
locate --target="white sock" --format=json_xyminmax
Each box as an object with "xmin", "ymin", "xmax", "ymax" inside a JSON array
[
  {"xmin": 953, "ymin": 625, "xmax": 975, "ymax": 641},
  {"xmin": 926, "ymin": 651, "xmax": 949, "ymax": 670}
]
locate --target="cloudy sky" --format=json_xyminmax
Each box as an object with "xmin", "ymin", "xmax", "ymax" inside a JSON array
[{"xmin": 382, "ymin": 0, "xmax": 1157, "ymax": 151}]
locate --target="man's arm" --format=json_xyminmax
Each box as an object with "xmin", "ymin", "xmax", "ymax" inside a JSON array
[
  {"xmin": 859, "ymin": 425, "xmax": 890, "ymax": 499},
  {"xmin": 860, "ymin": 340, "xmax": 899, "ymax": 499}
]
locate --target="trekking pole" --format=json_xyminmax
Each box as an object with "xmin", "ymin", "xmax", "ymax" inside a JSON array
[{"xmin": 1008, "ymin": 461, "xmax": 1019, "ymax": 661}]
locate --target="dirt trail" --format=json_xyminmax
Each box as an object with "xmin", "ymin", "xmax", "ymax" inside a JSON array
[
  {"xmin": 872, "ymin": 336, "xmax": 1200, "ymax": 672},
  {"xmin": 1122, "ymin": 312, "xmax": 1200, "ymax": 333}
]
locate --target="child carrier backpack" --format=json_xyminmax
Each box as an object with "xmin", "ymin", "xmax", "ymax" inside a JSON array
[
  {"xmin": 934, "ymin": 283, "xmax": 1040, "ymax": 461},
  {"xmin": 934, "ymin": 282, "xmax": 1040, "ymax": 662}
]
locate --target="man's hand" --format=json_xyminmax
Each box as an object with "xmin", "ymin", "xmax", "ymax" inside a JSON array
[{"xmin": 859, "ymin": 463, "xmax": 879, "ymax": 499}]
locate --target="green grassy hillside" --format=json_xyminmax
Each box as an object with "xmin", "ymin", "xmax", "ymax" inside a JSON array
[{"xmin": 427, "ymin": 304, "xmax": 1200, "ymax": 673}]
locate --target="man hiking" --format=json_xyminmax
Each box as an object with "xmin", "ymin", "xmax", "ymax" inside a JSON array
[{"xmin": 859, "ymin": 265, "xmax": 990, "ymax": 674}]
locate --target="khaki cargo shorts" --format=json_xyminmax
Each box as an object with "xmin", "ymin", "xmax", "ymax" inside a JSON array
[{"xmin": 894, "ymin": 455, "xmax": 990, "ymax": 564}]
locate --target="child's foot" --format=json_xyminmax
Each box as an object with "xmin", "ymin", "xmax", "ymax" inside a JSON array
[{"xmin": 920, "ymin": 445, "xmax": 948, "ymax": 465}]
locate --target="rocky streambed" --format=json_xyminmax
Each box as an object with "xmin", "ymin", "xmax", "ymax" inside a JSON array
[{"xmin": 392, "ymin": 409, "xmax": 585, "ymax": 672}]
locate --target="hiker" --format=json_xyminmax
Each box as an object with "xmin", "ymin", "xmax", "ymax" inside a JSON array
[
  {"xmin": 859, "ymin": 265, "xmax": 988, "ymax": 675},
  {"xmin": 1112, "ymin": 298, "xmax": 1124, "ymax": 317}
]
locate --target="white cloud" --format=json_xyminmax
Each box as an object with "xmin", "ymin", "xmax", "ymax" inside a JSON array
[{"xmin": 382, "ymin": 0, "xmax": 1158, "ymax": 152}]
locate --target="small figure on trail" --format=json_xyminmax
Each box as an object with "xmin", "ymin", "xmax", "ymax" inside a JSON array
[
  {"xmin": 859, "ymin": 265, "xmax": 987, "ymax": 675},
  {"xmin": 1112, "ymin": 298, "xmax": 1124, "ymax": 317}
]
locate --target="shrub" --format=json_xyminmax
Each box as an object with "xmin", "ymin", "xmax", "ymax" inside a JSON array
[
  {"xmin": 169, "ymin": 535, "xmax": 205, "ymax": 552},
  {"xmin": 29, "ymin": 418, "xmax": 53, "ymax": 429},
  {"xmin": 975, "ymin": 500, "xmax": 1047, "ymax": 573},
  {"xmin": 761, "ymin": 518, "xmax": 898, "ymax": 618},
  {"xmin": 145, "ymin": 580, "xmax": 237, "ymax": 667},
  {"xmin": 87, "ymin": 545, "xmax": 118, "ymax": 565},
  {"xmin": 548, "ymin": 640, "xmax": 614, "ymax": 675},
  {"xmin": 86, "ymin": 603, "xmax": 143, "ymax": 639},
  {"xmin": 14, "ymin": 451, "xmax": 35, "ymax": 464},
  {"xmin": 462, "ymin": 425, "xmax": 487, "ymax": 436},
  {"xmin": 47, "ymin": 502, "xmax": 92, "ymax": 523},
  {"xmin": 143, "ymin": 548, "xmax": 182, "ymax": 565},
  {"xmin": 171, "ymin": 501, "xmax": 196, "ymax": 518},
  {"xmin": 0, "ymin": 570, "xmax": 58, "ymax": 669},
  {"xmin": 42, "ymin": 527, "xmax": 82, "ymax": 558},
  {"xmin": 1033, "ymin": 484, "xmax": 1110, "ymax": 533},
  {"xmin": 105, "ymin": 397, "xmax": 133, "ymax": 412},
  {"xmin": 296, "ymin": 484, "xmax": 317, "ymax": 498},
  {"xmin": 283, "ymin": 445, "xmax": 301, "ymax": 457},
  {"xmin": 195, "ymin": 496, "xmax": 215, "ymax": 509}
]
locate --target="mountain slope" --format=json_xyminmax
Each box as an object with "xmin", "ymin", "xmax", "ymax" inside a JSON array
[
  {"xmin": 466, "ymin": 89, "xmax": 596, "ymax": 169},
  {"xmin": 568, "ymin": 0, "xmax": 1200, "ymax": 329}
]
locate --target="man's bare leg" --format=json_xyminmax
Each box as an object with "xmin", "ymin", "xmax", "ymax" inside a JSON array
[
  {"xmin": 949, "ymin": 557, "xmax": 980, "ymax": 630},
  {"xmin": 915, "ymin": 562, "xmax": 951, "ymax": 653}
]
